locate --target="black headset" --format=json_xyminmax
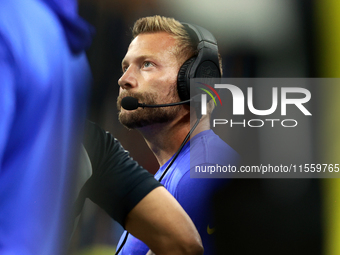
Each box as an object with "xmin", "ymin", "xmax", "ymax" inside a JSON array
[{"xmin": 177, "ymin": 22, "xmax": 221, "ymax": 101}]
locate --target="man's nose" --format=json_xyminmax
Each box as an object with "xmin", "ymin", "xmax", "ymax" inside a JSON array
[{"xmin": 118, "ymin": 66, "xmax": 138, "ymax": 90}]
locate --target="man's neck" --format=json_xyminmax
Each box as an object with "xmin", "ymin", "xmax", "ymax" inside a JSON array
[{"xmin": 137, "ymin": 114, "xmax": 210, "ymax": 166}]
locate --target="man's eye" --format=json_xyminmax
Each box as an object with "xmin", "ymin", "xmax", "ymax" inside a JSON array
[{"xmin": 143, "ymin": 61, "xmax": 153, "ymax": 68}]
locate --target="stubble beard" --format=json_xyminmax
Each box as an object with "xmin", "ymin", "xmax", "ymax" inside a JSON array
[{"xmin": 117, "ymin": 85, "xmax": 181, "ymax": 129}]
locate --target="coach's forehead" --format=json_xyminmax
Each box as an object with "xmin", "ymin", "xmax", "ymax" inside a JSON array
[{"xmin": 124, "ymin": 32, "xmax": 178, "ymax": 61}]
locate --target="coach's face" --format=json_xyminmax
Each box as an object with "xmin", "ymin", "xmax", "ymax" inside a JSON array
[{"xmin": 117, "ymin": 32, "xmax": 182, "ymax": 129}]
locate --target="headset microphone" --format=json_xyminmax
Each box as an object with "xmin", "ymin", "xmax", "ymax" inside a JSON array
[{"xmin": 121, "ymin": 96, "xmax": 192, "ymax": 111}]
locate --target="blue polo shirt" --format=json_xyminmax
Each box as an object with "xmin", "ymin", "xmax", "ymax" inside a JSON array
[{"xmin": 117, "ymin": 130, "xmax": 239, "ymax": 254}]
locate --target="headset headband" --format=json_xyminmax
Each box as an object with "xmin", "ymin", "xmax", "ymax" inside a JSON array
[{"xmin": 177, "ymin": 22, "xmax": 221, "ymax": 101}]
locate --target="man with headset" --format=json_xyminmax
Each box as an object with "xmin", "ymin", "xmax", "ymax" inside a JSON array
[{"xmin": 116, "ymin": 15, "xmax": 240, "ymax": 254}]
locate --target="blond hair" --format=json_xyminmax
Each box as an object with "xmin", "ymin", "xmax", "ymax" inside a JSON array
[
  {"xmin": 132, "ymin": 15, "xmax": 222, "ymax": 74},
  {"xmin": 132, "ymin": 15, "xmax": 197, "ymax": 65}
]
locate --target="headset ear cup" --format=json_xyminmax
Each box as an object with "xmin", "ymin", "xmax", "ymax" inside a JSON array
[{"xmin": 177, "ymin": 57, "xmax": 196, "ymax": 101}]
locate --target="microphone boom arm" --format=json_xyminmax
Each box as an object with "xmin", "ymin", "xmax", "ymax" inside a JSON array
[{"xmin": 139, "ymin": 99, "xmax": 191, "ymax": 108}]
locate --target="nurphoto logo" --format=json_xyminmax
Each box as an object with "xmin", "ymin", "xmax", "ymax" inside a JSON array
[
  {"xmin": 196, "ymin": 82, "xmax": 222, "ymax": 115},
  {"xmin": 195, "ymin": 79, "xmax": 312, "ymax": 128}
]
